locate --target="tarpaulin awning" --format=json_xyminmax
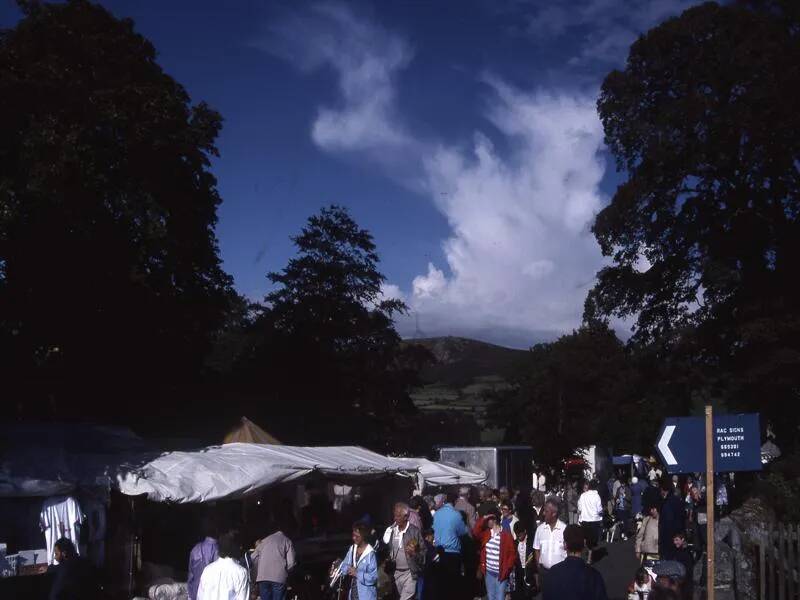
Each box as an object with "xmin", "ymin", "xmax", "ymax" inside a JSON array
[
  {"xmin": 393, "ymin": 457, "xmax": 486, "ymax": 488},
  {"xmin": 613, "ymin": 455, "xmax": 634, "ymax": 466},
  {"xmin": 117, "ymin": 443, "xmax": 416, "ymax": 503}
]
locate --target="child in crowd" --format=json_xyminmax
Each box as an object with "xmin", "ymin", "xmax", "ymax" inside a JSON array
[
  {"xmin": 511, "ymin": 521, "xmax": 534, "ymax": 599},
  {"xmin": 627, "ymin": 566, "xmax": 653, "ymax": 599}
]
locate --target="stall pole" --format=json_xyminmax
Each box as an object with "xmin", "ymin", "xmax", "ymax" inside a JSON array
[{"xmin": 705, "ymin": 405, "xmax": 715, "ymax": 600}]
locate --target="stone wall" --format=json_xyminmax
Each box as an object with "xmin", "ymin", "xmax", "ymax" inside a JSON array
[{"xmin": 710, "ymin": 497, "xmax": 776, "ymax": 600}]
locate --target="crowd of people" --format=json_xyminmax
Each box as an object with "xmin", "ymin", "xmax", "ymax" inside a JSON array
[
  {"xmin": 39, "ymin": 464, "xmax": 726, "ymax": 600},
  {"xmin": 150, "ymin": 465, "xmax": 727, "ymax": 600}
]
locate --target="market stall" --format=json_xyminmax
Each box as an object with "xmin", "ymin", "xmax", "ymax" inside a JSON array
[
  {"xmin": 117, "ymin": 443, "xmax": 414, "ymax": 503},
  {"xmin": 391, "ymin": 456, "xmax": 486, "ymax": 489}
]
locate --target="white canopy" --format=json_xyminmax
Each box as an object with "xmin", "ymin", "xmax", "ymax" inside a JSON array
[
  {"xmin": 117, "ymin": 443, "xmax": 415, "ymax": 503},
  {"xmin": 394, "ymin": 457, "xmax": 486, "ymax": 488}
]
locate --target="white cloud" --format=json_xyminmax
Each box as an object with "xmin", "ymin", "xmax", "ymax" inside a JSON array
[
  {"xmin": 379, "ymin": 282, "xmax": 406, "ymax": 304},
  {"xmin": 263, "ymin": 3, "xmax": 612, "ymax": 346},
  {"xmin": 410, "ymin": 84, "xmax": 606, "ymax": 338},
  {"xmin": 525, "ymin": 0, "xmax": 701, "ymax": 66},
  {"xmin": 258, "ymin": 2, "xmax": 420, "ymax": 165}
]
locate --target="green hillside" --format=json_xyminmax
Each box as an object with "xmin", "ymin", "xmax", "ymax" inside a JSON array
[{"xmin": 404, "ymin": 337, "xmax": 528, "ymax": 444}]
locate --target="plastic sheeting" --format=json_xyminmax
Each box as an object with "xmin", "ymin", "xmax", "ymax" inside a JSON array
[
  {"xmin": 393, "ymin": 457, "xmax": 486, "ymax": 488},
  {"xmin": 117, "ymin": 443, "xmax": 416, "ymax": 503}
]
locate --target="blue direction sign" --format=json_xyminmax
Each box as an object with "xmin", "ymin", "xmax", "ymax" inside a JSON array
[{"xmin": 655, "ymin": 413, "xmax": 762, "ymax": 474}]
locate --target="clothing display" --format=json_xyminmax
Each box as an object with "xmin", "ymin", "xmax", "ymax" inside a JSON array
[{"xmin": 40, "ymin": 496, "xmax": 83, "ymax": 565}]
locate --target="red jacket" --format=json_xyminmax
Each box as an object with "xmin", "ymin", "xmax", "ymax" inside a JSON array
[{"xmin": 473, "ymin": 516, "xmax": 517, "ymax": 581}]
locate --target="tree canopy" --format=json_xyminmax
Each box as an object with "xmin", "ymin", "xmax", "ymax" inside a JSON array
[
  {"xmin": 492, "ymin": 324, "xmax": 650, "ymax": 468},
  {"xmin": 238, "ymin": 206, "xmax": 424, "ymax": 449},
  {"xmin": 586, "ymin": 0, "xmax": 800, "ymax": 440},
  {"xmin": 0, "ymin": 0, "xmax": 233, "ymax": 423}
]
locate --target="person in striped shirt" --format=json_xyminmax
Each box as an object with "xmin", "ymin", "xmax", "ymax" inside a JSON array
[{"xmin": 473, "ymin": 508, "xmax": 516, "ymax": 600}]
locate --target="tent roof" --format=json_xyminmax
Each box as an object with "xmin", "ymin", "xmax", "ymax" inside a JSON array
[
  {"xmin": 117, "ymin": 443, "xmax": 417, "ymax": 503},
  {"xmin": 393, "ymin": 457, "xmax": 486, "ymax": 487},
  {"xmin": 223, "ymin": 417, "xmax": 281, "ymax": 445}
]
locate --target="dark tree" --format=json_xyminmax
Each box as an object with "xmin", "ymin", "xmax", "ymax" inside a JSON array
[
  {"xmin": 586, "ymin": 1, "xmax": 800, "ymax": 440},
  {"xmin": 242, "ymin": 206, "xmax": 416, "ymax": 448},
  {"xmin": 0, "ymin": 1, "xmax": 233, "ymax": 424},
  {"xmin": 492, "ymin": 324, "xmax": 644, "ymax": 468}
]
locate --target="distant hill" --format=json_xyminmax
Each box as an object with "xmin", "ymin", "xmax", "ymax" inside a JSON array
[
  {"xmin": 409, "ymin": 336, "xmax": 528, "ymax": 387},
  {"xmin": 403, "ymin": 336, "xmax": 529, "ymax": 444}
]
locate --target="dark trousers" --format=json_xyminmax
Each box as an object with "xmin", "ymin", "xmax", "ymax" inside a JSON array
[
  {"xmin": 259, "ymin": 580, "xmax": 287, "ymax": 600},
  {"xmin": 581, "ymin": 521, "xmax": 601, "ymax": 549},
  {"xmin": 436, "ymin": 553, "xmax": 462, "ymax": 600}
]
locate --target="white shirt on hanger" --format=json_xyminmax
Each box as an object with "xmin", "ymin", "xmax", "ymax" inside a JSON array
[{"xmin": 40, "ymin": 496, "xmax": 83, "ymax": 564}]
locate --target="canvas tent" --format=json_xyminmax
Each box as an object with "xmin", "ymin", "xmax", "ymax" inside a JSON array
[
  {"xmin": 393, "ymin": 457, "xmax": 486, "ymax": 488},
  {"xmin": 117, "ymin": 443, "xmax": 416, "ymax": 503},
  {"xmin": 223, "ymin": 416, "xmax": 281, "ymax": 445}
]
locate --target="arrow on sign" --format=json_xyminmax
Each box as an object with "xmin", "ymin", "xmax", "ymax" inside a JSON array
[{"xmin": 658, "ymin": 425, "xmax": 677, "ymax": 466}]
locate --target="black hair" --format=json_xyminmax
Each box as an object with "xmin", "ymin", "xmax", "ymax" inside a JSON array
[
  {"xmin": 54, "ymin": 538, "xmax": 76, "ymax": 560},
  {"xmin": 409, "ymin": 496, "xmax": 425, "ymax": 510},
  {"xmin": 659, "ymin": 475, "xmax": 673, "ymax": 493},
  {"xmin": 501, "ymin": 499, "xmax": 514, "ymax": 511},
  {"xmin": 648, "ymin": 588, "xmax": 680, "ymax": 600},
  {"xmin": 563, "ymin": 524, "xmax": 585, "ymax": 553},
  {"xmin": 513, "ymin": 521, "xmax": 527, "ymax": 535},
  {"xmin": 422, "ymin": 528, "xmax": 434, "ymax": 538},
  {"xmin": 446, "ymin": 491, "xmax": 458, "ymax": 505},
  {"xmin": 218, "ymin": 530, "xmax": 243, "ymax": 559}
]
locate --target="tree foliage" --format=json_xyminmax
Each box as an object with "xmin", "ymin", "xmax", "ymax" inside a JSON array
[
  {"xmin": 494, "ymin": 324, "xmax": 647, "ymax": 468},
  {"xmin": 0, "ymin": 0, "xmax": 233, "ymax": 422},
  {"xmin": 239, "ymin": 206, "xmax": 423, "ymax": 448},
  {"xmin": 586, "ymin": 1, "xmax": 800, "ymax": 440}
]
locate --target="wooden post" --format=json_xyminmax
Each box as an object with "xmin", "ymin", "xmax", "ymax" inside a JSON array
[
  {"xmin": 760, "ymin": 531, "xmax": 766, "ymax": 600},
  {"xmin": 706, "ymin": 405, "xmax": 716, "ymax": 600},
  {"xmin": 770, "ymin": 523, "xmax": 776, "ymax": 600},
  {"xmin": 786, "ymin": 523, "xmax": 797, "ymax": 600},
  {"xmin": 779, "ymin": 523, "xmax": 786, "ymax": 600}
]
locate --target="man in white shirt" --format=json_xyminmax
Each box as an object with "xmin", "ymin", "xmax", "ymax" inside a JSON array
[
  {"xmin": 532, "ymin": 499, "xmax": 567, "ymax": 589},
  {"xmin": 197, "ymin": 531, "xmax": 249, "ymax": 600},
  {"xmin": 577, "ymin": 481, "xmax": 605, "ymax": 562}
]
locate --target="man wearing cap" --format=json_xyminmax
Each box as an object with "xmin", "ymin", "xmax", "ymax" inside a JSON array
[{"xmin": 542, "ymin": 524, "xmax": 607, "ymax": 600}]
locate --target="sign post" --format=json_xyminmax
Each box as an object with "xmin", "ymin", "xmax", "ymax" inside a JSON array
[
  {"xmin": 705, "ymin": 405, "xmax": 715, "ymax": 600},
  {"xmin": 654, "ymin": 411, "xmax": 762, "ymax": 600}
]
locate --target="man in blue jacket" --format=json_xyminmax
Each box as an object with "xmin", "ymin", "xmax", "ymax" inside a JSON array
[{"xmin": 542, "ymin": 525, "xmax": 607, "ymax": 600}]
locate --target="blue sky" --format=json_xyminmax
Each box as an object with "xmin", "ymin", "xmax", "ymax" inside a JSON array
[{"xmin": 1, "ymin": 0, "xmax": 701, "ymax": 348}]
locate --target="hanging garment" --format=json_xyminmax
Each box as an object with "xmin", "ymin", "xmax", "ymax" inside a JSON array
[{"xmin": 40, "ymin": 496, "xmax": 83, "ymax": 564}]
